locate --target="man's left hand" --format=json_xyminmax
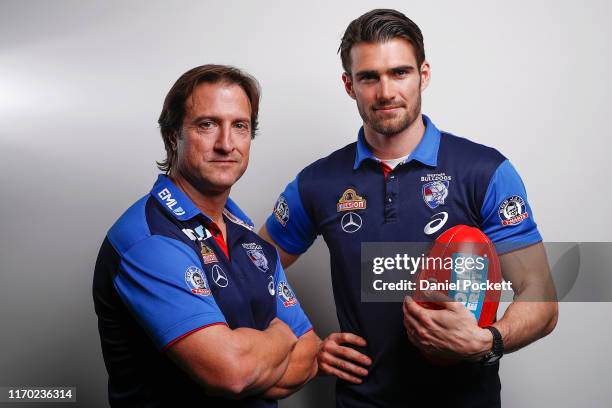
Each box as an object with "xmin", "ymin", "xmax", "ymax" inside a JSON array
[{"xmin": 402, "ymin": 291, "xmax": 492, "ymax": 362}]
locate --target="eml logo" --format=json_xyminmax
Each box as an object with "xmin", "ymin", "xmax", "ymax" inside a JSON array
[{"xmin": 157, "ymin": 188, "xmax": 186, "ymax": 216}]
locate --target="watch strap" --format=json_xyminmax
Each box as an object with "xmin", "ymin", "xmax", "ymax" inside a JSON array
[{"xmin": 482, "ymin": 326, "xmax": 504, "ymax": 365}]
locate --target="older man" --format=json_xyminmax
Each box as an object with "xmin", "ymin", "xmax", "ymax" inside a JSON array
[{"xmin": 93, "ymin": 65, "xmax": 319, "ymax": 407}]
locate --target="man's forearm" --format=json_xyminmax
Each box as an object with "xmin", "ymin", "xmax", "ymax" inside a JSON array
[
  {"xmin": 232, "ymin": 320, "xmax": 298, "ymax": 396},
  {"xmin": 493, "ymin": 243, "xmax": 559, "ymax": 354},
  {"xmin": 492, "ymin": 301, "xmax": 558, "ymax": 354},
  {"xmin": 262, "ymin": 330, "xmax": 320, "ymax": 399},
  {"xmin": 170, "ymin": 318, "xmax": 298, "ymax": 398}
]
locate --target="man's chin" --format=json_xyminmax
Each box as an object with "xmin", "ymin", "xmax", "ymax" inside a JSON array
[
  {"xmin": 371, "ymin": 120, "xmax": 410, "ymax": 136},
  {"xmin": 207, "ymin": 179, "xmax": 237, "ymax": 193}
]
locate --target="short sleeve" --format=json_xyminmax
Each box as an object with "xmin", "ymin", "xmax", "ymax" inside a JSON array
[
  {"xmin": 113, "ymin": 235, "xmax": 227, "ymax": 349},
  {"xmin": 265, "ymin": 175, "xmax": 317, "ymax": 254},
  {"xmin": 480, "ymin": 160, "xmax": 543, "ymax": 254},
  {"xmin": 273, "ymin": 256, "xmax": 312, "ymax": 337}
]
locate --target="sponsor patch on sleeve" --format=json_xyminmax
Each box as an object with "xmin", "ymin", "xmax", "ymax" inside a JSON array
[
  {"xmin": 277, "ymin": 281, "xmax": 297, "ymax": 307},
  {"xmin": 185, "ymin": 266, "xmax": 211, "ymax": 296},
  {"xmin": 498, "ymin": 195, "xmax": 529, "ymax": 226},
  {"xmin": 273, "ymin": 195, "xmax": 290, "ymax": 226}
]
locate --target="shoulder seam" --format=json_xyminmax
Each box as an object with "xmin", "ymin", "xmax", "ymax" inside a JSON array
[
  {"xmin": 479, "ymin": 159, "xmax": 509, "ymax": 222},
  {"xmin": 107, "ymin": 195, "xmax": 152, "ymax": 256}
]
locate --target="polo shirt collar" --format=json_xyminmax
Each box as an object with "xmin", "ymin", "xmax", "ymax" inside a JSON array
[
  {"xmin": 150, "ymin": 174, "xmax": 254, "ymax": 228},
  {"xmin": 353, "ymin": 114, "xmax": 441, "ymax": 169}
]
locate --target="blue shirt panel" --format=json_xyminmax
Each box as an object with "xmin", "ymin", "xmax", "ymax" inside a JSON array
[
  {"xmin": 114, "ymin": 235, "xmax": 226, "ymax": 350},
  {"xmin": 107, "ymin": 194, "xmax": 226, "ymax": 350},
  {"xmin": 481, "ymin": 159, "xmax": 542, "ymax": 253}
]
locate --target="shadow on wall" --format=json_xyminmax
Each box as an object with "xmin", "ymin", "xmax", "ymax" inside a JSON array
[{"xmin": 280, "ymin": 240, "xmax": 338, "ymax": 408}]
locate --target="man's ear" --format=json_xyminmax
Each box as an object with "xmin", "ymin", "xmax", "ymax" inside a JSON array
[
  {"xmin": 342, "ymin": 72, "xmax": 356, "ymax": 100},
  {"xmin": 419, "ymin": 60, "xmax": 431, "ymax": 92}
]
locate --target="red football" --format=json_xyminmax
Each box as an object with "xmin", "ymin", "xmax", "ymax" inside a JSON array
[{"xmin": 415, "ymin": 225, "xmax": 502, "ymax": 327}]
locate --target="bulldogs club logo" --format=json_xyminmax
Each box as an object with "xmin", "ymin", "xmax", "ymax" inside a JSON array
[
  {"xmin": 185, "ymin": 266, "xmax": 211, "ymax": 296},
  {"xmin": 498, "ymin": 195, "xmax": 529, "ymax": 226},
  {"xmin": 337, "ymin": 188, "xmax": 367, "ymax": 212},
  {"xmin": 422, "ymin": 180, "xmax": 449, "ymax": 209},
  {"xmin": 273, "ymin": 195, "xmax": 290, "ymax": 226},
  {"xmin": 242, "ymin": 243, "xmax": 269, "ymax": 272},
  {"xmin": 277, "ymin": 281, "xmax": 297, "ymax": 307}
]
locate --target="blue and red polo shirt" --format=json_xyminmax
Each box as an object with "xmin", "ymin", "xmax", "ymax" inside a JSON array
[
  {"xmin": 93, "ymin": 175, "xmax": 312, "ymax": 407},
  {"xmin": 266, "ymin": 115, "xmax": 541, "ymax": 407}
]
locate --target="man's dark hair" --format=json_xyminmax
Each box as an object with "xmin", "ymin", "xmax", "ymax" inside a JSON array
[
  {"xmin": 157, "ymin": 64, "xmax": 261, "ymax": 174},
  {"xmin": 338, "ymin": 9, "xmax": 426, "ymax": 74}
]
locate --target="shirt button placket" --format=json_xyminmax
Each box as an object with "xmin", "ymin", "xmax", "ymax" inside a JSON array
[{"xmin": 384, "ymin": 172, "xmax": 399, "ymax": 222}]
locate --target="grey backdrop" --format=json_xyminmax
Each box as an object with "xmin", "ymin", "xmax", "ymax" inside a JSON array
[{"xmin": 1, "ymin": 0, "xmax": 611, "ymax": 406}]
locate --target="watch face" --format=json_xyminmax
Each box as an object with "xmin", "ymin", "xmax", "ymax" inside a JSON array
[{"xmin": 483, "ymin": 352, "xmax": 502, "ymax": 365}]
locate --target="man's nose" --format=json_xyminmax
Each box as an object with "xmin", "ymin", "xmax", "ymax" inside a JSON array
[
  {"xmin": 214, "ymin": 125, "xmax": 234, "ymax": 153},
  {"xmin": 377, "ymin": 77, "xmax": 395, "ymax": 101}
]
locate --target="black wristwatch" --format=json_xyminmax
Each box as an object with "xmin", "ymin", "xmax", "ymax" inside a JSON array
[{"xmin": 481, "ymin": 326, "xmax": 504, "ymax": 365}]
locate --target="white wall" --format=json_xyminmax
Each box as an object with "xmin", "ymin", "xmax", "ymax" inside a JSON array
[{"xmin": 1, "ymin": 0, "xmax": 611, "ymax": 406}]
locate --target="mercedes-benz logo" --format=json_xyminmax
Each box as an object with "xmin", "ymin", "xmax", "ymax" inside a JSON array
[
  {"xmin": 211, "ymin": 265, "xmax": 229, "ymax": 288},
  {"xmin": 341, "ymin": 212, "xmax": 363, "ymax": 233}
]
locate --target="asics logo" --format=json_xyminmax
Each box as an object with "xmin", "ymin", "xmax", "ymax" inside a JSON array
[{"xmin": 424, "ymin": 212, "xmax": 448, "ymax": 235}]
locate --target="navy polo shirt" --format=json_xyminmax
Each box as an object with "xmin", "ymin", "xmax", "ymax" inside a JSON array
[
  {"xmin": 266, "ymin": 115, "xmax": 541, "ymax": 408},
  {"xmin": 93, "ymin": 175, "xmax": 311, "ymax": 407}
]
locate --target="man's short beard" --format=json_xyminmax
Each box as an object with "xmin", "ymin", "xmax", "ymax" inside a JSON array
[{"xmin": 357, "ymin": 88, "xmax": 422, "ymax": 137}]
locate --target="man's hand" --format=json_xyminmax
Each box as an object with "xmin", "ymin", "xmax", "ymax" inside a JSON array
[
  {"xmin": 402, "ymin": 292, "xmax": 492, "ymax": 362},
  {"xmin": 317, "ymin": 333, "xmax": 372, "ymax": 384}
]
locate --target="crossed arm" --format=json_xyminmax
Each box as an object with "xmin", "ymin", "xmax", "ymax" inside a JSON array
[
  {"xmin": 262, "ymin": 329, "xmax": 320, "ymax": 399},
  {"xmin": 168, "ymin": 317, "xmax": 319, "ymax": 399}
]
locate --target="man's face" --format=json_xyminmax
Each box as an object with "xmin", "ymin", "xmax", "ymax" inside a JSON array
[
  {"xmin": 507, "ymin": 203, "xmax": 518, "ymax": 217},
  {"xmin": 174, "ymin": 82, "xmax": 252, "ymax": 194},
  {"xmin": 342, "ymin": 38, "xmax": 430, "ymax": 136},
  {"xmin": 193, "ymin": 273, "xmax": 204, "ymax": 287}
]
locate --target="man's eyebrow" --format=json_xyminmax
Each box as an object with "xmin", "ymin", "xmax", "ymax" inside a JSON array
[
  {"xmin": 389, "ymin": 65, "xmax": 415, "ymax": 73},
  {"xmin": 188, "ymin": 115, "xmax": 219, "ymax": 124},
  {"xmin": 354, "ymin": 65, "xmax": 416, "ymax": 79},
  {"xmin": 190, "ymin": 115, "xmax": 251, "ymax": 124},
  {"xmin": 354, "ymin": 70, "xmax": 379, "ymax": 79}
]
